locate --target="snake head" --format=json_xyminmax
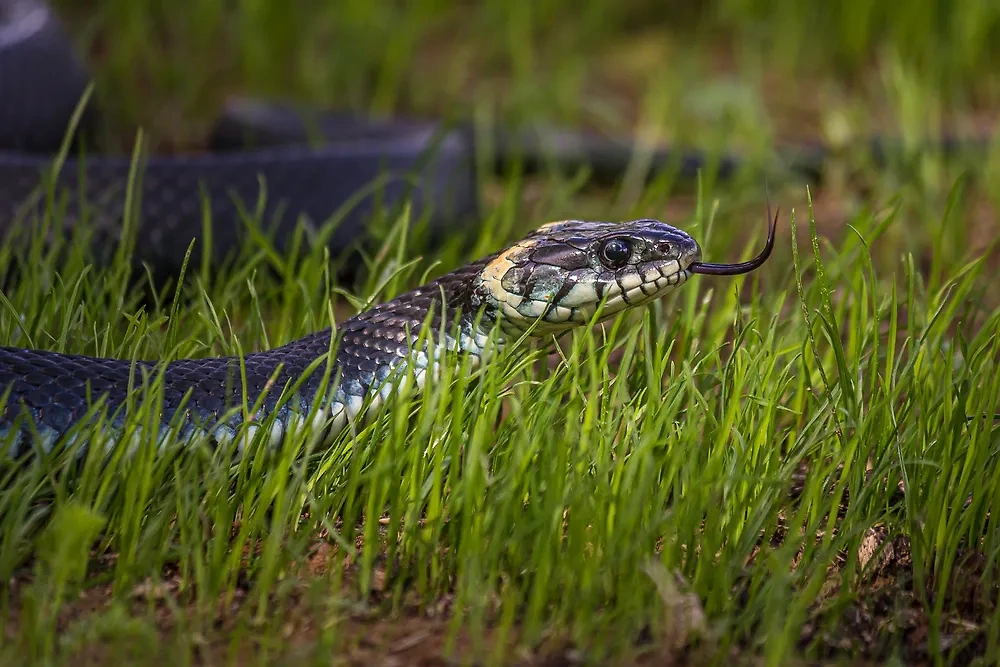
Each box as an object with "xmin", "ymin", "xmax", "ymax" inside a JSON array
[
  {"xmin": 473, "ymin": 207, "xmax": 777, "ymax": 337},
  {"xmin": 474, "ymin": 218, "xmax": 704, "ymax": 336}
]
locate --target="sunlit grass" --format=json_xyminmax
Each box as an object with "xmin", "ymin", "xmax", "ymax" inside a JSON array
[
  {"xmin": 2, "ymin": 154, "xmax": 999, "ymax": 664},
  {"xmin": 2, "ymin": 0, "xmax": 1000, "ymax": 664}
]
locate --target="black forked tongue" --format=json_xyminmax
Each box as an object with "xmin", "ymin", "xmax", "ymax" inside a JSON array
[{"xmin": 689, "ymin": 202, "xmax": 778, "ymax": 276}]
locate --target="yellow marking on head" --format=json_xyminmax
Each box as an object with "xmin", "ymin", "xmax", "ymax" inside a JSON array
[{"xmin": 479, "ymin": 239, "xmax": 536, "ymax": 296}]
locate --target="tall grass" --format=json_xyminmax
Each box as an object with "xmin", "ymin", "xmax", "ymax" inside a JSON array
[
  {"xmin": 2, "ymin": 159, "xmax": 999, "ymax": 663},
  {"xmin": 2, "ymin": 0, "xmax": 1000, "ymax": 663}
]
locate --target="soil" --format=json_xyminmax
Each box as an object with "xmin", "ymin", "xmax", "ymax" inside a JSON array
[{"xmin": 4, "ymin": 496, "xmax": 997, "ymax": 666}]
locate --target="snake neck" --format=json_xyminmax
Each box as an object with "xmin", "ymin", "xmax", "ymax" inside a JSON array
[
  {"xmin": 276, "ymin": 254, "xmax": 503, "ymax": 432},
  {"xmin": 332, "ymin": 253, "xmax": 507, "ymax": 384}
]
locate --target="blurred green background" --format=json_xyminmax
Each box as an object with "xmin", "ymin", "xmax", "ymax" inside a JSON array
[
  {"xmin": 45, "ymin": 0, "xmax": 1000, "ymax": 274},
  {"xmin": 50, "ymin": 0, "xmax": 1000, "ymax": 151},
  {"xmin": 34, "ymin": 0, "xmax": 997, "ymax": 297}
]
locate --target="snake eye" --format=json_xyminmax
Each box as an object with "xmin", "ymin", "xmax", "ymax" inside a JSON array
[{"xmin": 599, "ymin": 238, "xmax": 632, "ymax": 268}]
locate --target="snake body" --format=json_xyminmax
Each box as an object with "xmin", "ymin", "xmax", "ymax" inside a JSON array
[{"xmin": 2, "ymin": 216, "xmax": 777, "ymax": 460}]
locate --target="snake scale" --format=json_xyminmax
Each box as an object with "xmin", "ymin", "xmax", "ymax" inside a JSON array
[{"xmin": 0, "ymin": 210, "xmax": 776, "ymax": 460}]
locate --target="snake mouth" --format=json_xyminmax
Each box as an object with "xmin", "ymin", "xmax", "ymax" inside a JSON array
[{"xmin": 688, "ymin": 204, "xmax": 778, "ymax": 276}]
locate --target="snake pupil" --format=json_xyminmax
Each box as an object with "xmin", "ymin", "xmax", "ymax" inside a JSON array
[{"xmin": 599, "ymin": 238, "xmax": 632, "ymax": 268}]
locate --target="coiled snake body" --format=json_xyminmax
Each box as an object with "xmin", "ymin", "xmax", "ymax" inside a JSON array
[{"xmin": 0, "ymin": 214, "xmax": 775, "ymax": 459}]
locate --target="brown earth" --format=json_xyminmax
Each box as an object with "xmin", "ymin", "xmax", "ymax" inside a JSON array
[{"xmin": 4, "ymin": 488, "xmax": 997, "ymax": 666}]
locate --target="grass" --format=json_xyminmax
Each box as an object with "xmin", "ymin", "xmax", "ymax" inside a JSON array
[{"xmin": 3, "ymin": 0, "xmax": 1000, "ymax": 664}]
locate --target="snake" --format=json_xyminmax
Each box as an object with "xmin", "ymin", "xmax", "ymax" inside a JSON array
[{"xmin": 0, "ymin": 209, "xmax": 776, "ymax": 461}]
